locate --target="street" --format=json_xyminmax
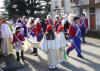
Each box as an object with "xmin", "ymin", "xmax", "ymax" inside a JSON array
[{"xmin": 0, "ymin": 37, "xmax": 100, "ymax": 71}]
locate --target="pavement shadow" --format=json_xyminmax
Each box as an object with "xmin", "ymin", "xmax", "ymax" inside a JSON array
[
  {"xmin": 2, "ymin": 54, "xmax": 24, "ymax": 71},
  {"xmin": 82, "ymin": 50, "xmax": 100, "ymax": 59},
  {"xmin": 24, "ymin": 54, "xmax": 67, "ymax": 71},
  {"xmin": 85, "ymin": 42, "xmax": 100, "ymax": 48},
  {"xmin": 60, "ymin": 61, "xmax": 86, "ymax": 71},
  {"xmin": 70, "ymin": 56, "xmax": 100, "ymax": 71}
]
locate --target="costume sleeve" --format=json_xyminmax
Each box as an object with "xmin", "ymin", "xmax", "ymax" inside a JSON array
[
  {"xmin": 85, "ymin": 18, "xmax": 88, "ymax": 29},
  {"xmin": 54, "ymin": 21, "xmax": 57, "ymax": 29},
  {"xmin": 69, "ymin": 25, "xmax": 76, "ymax": 38}
]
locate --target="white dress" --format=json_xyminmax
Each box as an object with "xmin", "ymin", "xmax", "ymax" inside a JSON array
[
  {"xmin": 57, "ymin": 32, "xmax": 67, "ymax": 62},
  {"xmin": 41, "ymin": 35, "xmax": 60, "ymax": 69}
]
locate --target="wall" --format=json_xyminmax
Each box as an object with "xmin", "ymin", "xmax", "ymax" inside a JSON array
[
  {"xmin": 79, "ymin": 0, "xmax": 89, "ymax": 5},
  {"xmin": 96, "ymin": 8, "xmax": 100, "ymax": 30},
  {"xmin": 64, "ymin": 0, "xmax": 73, "ymax": 14},
  {"xmin": 51, "ymin": 0, "xmax": 62, "ymax": 21},
  {"xmin": 95, "ymin": 0, "xmax": 100, "ymax": 3}
]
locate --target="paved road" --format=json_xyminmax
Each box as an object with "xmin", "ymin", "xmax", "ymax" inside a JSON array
[{"xmin": 0, "ymin": 37, "xmax": 100, "ymax": 71}]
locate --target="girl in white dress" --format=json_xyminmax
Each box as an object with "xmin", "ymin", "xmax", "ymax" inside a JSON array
[{"xmin": 41, "ymin": 24, "xmax": 59, "ymax": 69}]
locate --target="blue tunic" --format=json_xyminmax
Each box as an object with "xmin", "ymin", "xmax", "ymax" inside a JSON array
[{"xmin": 72, "ymin": 24, "xmax": 82, "ymax": 56}]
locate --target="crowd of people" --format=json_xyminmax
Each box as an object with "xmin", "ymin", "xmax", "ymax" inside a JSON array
[{"xmin": 0, "ymin": 12, "xmax": 88, "ymax": 69}]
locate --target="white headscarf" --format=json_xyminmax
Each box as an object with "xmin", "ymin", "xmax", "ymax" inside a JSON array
[
  {"xmin": 34, "ymin": 18, "xmax": 40, "ymax": 25},
  {"xmin": 47, "ymin": 15, "xmax": 51, "ymax": 19},
  {"xmin": 27, "ymin": 17, "xmax": 34, "ymax": 28},
  {"xmin": 68, "ymin": 13, "xmax": 76, "ymax": 24},
  {"xmin": 62, "ymin": 14, "xmax": 68, "ymax": 26}
]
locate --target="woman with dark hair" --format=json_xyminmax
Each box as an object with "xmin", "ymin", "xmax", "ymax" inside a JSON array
[{"xmin": 41, "ymin": 24, "xmax": 59, "ymax": 69}]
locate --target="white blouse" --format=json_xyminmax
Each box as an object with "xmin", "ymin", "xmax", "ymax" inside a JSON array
[{"xmin": 41, "ymin": 34, "xmax": 60, "ymax": 52}]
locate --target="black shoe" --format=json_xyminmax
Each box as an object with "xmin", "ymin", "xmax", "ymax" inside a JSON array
[
  {"xmin": 77, "ymin": 55, "xmax": 84, "ymax": 58},
  {"xmin": 83, "ymin": 41, "xmax": 86, "ymax": 43},
  {"xmin": 22, "ymin": 58, "xmax": 25, "ymax": 63},
  {"xmin": 34, "ymin": 53, "xmax": 38, "ymax": 56},
  {"xmin": 16, "ymin": 58, "xmax": 20, "ymax": 62},
  {"xmin": 66, "ymin": 51, "xmax": 69, "ymax": 56}
]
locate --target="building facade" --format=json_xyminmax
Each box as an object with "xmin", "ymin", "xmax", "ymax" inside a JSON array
[
  {"xmin": 51, "ymin": 0, "xmax": 100, "ymax": 30},
  {"xmin": 75, "ymin": 0, "xmax": 100, "ymax": 30},
  {"xmin": 51, "ymin": 0, "xmax": 63, "ymax": 20}
]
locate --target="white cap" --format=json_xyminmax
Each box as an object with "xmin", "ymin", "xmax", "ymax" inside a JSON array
[
  {"xmin": 47, "ymin": 15, "xmax": 51, "ymax": 19},
  {"xmin": 55, "ymin": 15, "xmax": 59, "ymax": 19},
  {"xmin": 34, "ymin": 18, "xmax": 40, "ymax": 25}
]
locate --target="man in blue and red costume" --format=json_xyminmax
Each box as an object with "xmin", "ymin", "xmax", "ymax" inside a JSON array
[
  {"xmin": 34, "ymin": 18, "xmax": 43, "ymax": 56},
  {"xmin": 80, "ymin": 13, "xmax": 88, "ymax": 43},
  {"xmin": 67, "ymin": 16, "xmax": 84, "ymax": 58}
]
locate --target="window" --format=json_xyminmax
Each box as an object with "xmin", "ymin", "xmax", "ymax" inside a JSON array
[
  {"xmin": 62, "ymin": 0, "xmax": 64, "ymax": 7},
  {"xmin": 70, "ymin": 0, "xmax": 79, "ymax": 4},
  {"xmin": 89, "ymin": 0, "xmax": 95, "ymax": 4},
  {"xmin": 90, "ymin": 7, "xmax": 95, "ymax": 13}
]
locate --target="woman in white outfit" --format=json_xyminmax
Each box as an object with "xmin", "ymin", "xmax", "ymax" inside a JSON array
[
  {"xmin": 1, "ymin": 19, "xmax": 13, "ymax": 56},
  {"xmin": 41, "ymin": 24, "xmax": 59, "ymax": 69}
]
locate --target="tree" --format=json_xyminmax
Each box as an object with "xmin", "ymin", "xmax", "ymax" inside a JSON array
[{"xmin": 3, "ymin": 0, "xmax": 51, "ymax": 18}]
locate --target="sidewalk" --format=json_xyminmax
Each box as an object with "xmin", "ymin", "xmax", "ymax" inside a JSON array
[
  {"xmin": 0, "ymin": 54, "xmax": 24, "ymax": 71},
  {"xmin": 0, "ymin": 37, "xmax": 100, "ymax": 71}
]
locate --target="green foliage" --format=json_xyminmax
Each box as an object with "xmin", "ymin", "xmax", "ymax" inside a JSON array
[{"xmin": 3, "ymin": 0, "xmax": 51, "ymax": 18}]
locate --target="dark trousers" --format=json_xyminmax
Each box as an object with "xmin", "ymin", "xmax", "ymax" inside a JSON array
[
  {"xmin": 33, "ymin": 48, "xmax": 37, "ymax": 54},
  {"xmin": 16, "ymin": 50, "xmax": 24, "ymax": 61},
  {"xmin": 82, "ymin": 34, "xmax": 86, "ymax": 42},
  {"xmin": 67, "ymin": 39, "xmax": 82, "ymax": 56}
]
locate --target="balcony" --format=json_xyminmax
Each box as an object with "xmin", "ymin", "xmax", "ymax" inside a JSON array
[
  {"xmin": 95, "ymin": 0, "xmax": 100, "ymax": 4},
  {"xmin": 78, "ymin": 0, "xmax": 89, "ymax": 5}
]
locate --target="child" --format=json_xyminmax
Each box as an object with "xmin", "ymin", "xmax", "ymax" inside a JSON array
[
  {"xmin": 13, "ymin": 26, "xmax": 25, "ymax": 61},
  {"xmin": 41, "ymin": 24, "xmax": 59, "ymax": 69},
  {"xmin": 57, "ymin": 25, "xmax": 67, "ymax": 62}
]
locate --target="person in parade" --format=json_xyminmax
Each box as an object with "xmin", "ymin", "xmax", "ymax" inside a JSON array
[
  {"xmin": 0, "ymin": 19, "xmax": 2, "ymax": 54},
  {"xmin": 57, "ymin": 25, "xmax": 67, "ymax": 62},
  {"xmin": 27, "ymin": 18, "xmax": 36, "ymax": 37},
  {"xmin": 54, "ymin": 15, "xmax": 61, "ymax": 32},
  {"xmin": 80, "ymin": 13, "xmax": 88, "ymax": 43},
  {"xmin": 1, "ymin": 19, "xmax": 13, "ymax": 56},
  {"xmin": 34, "ymin": 18, "xmax": 43, "ymax": 56},
  {"xmin": 67, "ymin": 16, "xmax": 84, "ymax": 58},
  {"xmin": 45, "ymin": 15, "xmax": 53, "ymax": 27},
  {"xmin": 41, "ymin": 24, "xmax": 59, "ymax": 69},
  {"xmin": 27, "ymin": 18, "xmax": 38, "ymax": 55},
  {"xmin": 21, "ymin": 16, "xmax": 28, "ymax": 37},
  {"xmin": 61, "ymin": 14, "xmax": 70, "ymax": 40},
  {"xmin": 41, "ymin": 18, "xmax": 46, "ymax": 33},
  {"xmin": 12, "ymin": 26, "xmax": 25, "ymax": 62}
]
